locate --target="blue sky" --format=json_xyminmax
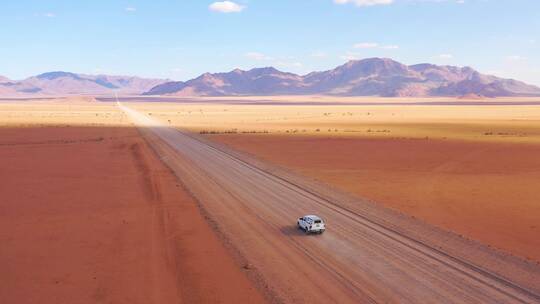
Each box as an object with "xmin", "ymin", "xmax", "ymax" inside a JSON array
[{"xmin": 0, "ymin": 0, "xmax": 539, "ymax": 85}]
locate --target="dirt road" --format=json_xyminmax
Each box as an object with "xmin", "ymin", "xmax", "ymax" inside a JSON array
[
  {"xmin": 210, "ymin": 134, "xmax": 540, "ymax": 262},
  {"xmin": 119, "ymin": 102, "xmax": 540, "ymax": 303}
]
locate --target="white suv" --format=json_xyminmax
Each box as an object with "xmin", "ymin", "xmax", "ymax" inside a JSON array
[{"xmin": 297, "ymin": 215, "xmax": 326, "ymax": 234}]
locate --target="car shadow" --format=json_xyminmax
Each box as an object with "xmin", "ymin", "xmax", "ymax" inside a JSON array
[
  {"xmin": 280, "ymin": 225, "xmax": 323, "ymax": 237},
  {"xmin": 280, "ymin": 225, "xmax": 306, "ymax": 236}
]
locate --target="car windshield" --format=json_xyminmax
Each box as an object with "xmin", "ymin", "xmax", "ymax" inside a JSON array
[{"xmin": 314, "ymin": 220, "xmax": 322, "ymax": 224}]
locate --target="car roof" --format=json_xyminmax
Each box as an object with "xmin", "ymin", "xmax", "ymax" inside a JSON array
[{"xmin": 304, "ymin": 215, "xmax": 322, "ymax": 220}]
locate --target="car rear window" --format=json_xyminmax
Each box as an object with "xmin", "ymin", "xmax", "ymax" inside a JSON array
[{"xmin": 314, "ymin": 220, "xmax": 322, "ymax": 224}]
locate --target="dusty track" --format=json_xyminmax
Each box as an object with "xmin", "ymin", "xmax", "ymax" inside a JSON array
[{"xmin": 119, "ymin": 103, "xmax": 540, "ymax": 304}]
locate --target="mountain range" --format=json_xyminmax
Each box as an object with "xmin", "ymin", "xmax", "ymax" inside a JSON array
[
  {"xmin": 145, "ymin": 58, "xmax": 540, "ymax": 97},
  {"xmin": 2, "ymin": 58, "xmax": 540, "ymax": 97},
  {"xmin": 0, "ymin": 72, "xmax": 167, "ymax": 96}
]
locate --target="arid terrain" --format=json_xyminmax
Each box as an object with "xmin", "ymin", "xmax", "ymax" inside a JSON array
[
  {"xmin": 2, "ymin": 96, "xmax": 540, "ymax": 303},
  {"xmin": 210, "ymin": 135, "xmax": 540, "ymax": 262},
  {"xmin": 124, "ymin": 96, "xmax": 540, "ymax": 262},
  {"xmin": 0, "ymin": 99, "xmax": 265, "ymax": 304}
]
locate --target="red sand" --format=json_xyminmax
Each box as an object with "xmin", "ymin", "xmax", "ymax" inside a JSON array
[
  {"xmin": 0, "ymin": 127, "xmax": 265, "ymax": 304},
  {"xmin": 211, "ymin": 135, "xmax": 540, "ymax": 262}
]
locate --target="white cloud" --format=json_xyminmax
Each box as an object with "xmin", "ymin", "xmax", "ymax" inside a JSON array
[
  {"xmin": 245, "ymin": 52, "xmax": 273, "ymax": 60},
  {"xmin": 209, "ymin": 1, "xmax": 245, "ymax": 13},
  {"xmin": 436, "ymin": 54, "xmax": 454, "ymax": 59},
  {"xmin": 353, "ymin": 43, "xmax": 399, "ymax": 50},
  {"xmin": 354, "ymin": 42, "xmax": 379, "ymax": 49},
  {"xmin": 125, "ymin": 7, "xmax": 137, "ymax": 12},
  {"xmin": 43, "ymin": 12, "xmax": 56, "ymax": 18},
  {"xmin": 334, "ymin": 0, "xmax": 393, "ymax": 7}
]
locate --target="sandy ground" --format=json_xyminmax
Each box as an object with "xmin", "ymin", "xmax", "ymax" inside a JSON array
[
  {"xmin": 121, "ymin": 98, "xmax": 540, "ymax": 261},
  {"xmin": 127, "ymin": 101, "xmax": 540, "ymax": 144},
  {"xmin": 210, "ymin": 135, "xmax": 540, "ymax": 262},
  {"xmin": 3, "ymin": 97, "xmax": 540, "ymax": 302},
  {"xmin": 122, "ymin": 98, "xmax": 540, "ymax": 262},
  {"xmin": 0, "ymin": 124, "xmax": 265, "ymax": 302},
  {"xmin": 0, "ymin": 99, "xmax": 126, "ymax": 127},
  {"xmin": 119, "ymin": 102, "xmax": 540, "ymax": 303}
]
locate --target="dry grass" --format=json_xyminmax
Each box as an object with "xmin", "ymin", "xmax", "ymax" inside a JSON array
[{"xmin": 125, "ymin": 99, "xmax": 540, "ymax": 144}]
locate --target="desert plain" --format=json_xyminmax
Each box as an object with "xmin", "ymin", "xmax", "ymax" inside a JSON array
[
  {"xmin": 126, "ymin": 96, "xmax": 540, "ymax": 261},
  {"xmin": 2, "ymin": 95, "xmax": 540, "ymax": 303}
]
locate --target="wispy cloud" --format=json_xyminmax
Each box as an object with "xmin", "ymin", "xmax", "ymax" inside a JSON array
[
  {"xmin": 209, "ymin": 1, "xmax": 245, "ymax": 13},
  {"xmin": 42, "ymin": 12, "xmax": 56, "ymax": 18},
  {"xmin": 245, "ymin": 52, "xmax": 273, "ymax": 61},
  {"xmin": 353, "ymin": 42, "xmax": 399, "ymax": 50},
  {"xmin": 435, "ymin": 54, "xmax": 454, "ymax": 59},
  {"xmin": 334, "ymin": 0, "xmax": 394, "ymax": 7},
  {"xmin": 125, "ymin": 7, "xmax": 137, "ymax": 12}
]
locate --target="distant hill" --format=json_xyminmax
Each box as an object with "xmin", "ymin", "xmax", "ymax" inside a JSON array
[
  {"xmin": 2, "ymin": 59, "xmax": 539, "ymax": 97},
  {"xmin": 0, "ymin": 76, "xmax": 15, "ymax": 95},
  {"xmin": 0, "ymin": 72, "xmax": 168, "ymax": 95},
  {"xmin": 144, "ymin": 58, "xmax": 540, "ymax": 97},
  {"xmin": 145, "ymin": 67, "xmax": 304, "ymax": 96}
]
